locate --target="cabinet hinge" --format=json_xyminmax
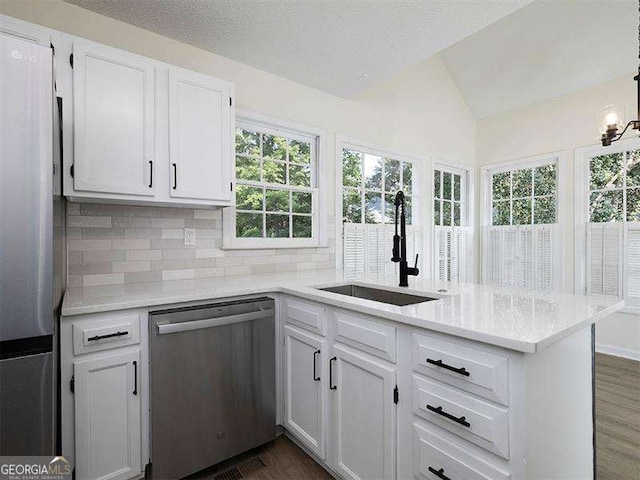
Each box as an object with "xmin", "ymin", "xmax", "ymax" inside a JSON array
[
  {"xmin": 393, "ymin": 385, "xmax": 398, "ymax": 404},
  {"xmin": 69, "ymin": 376, "xmax": 75, "ymax": 394},
  {"xmin": 70, "ymin": 164, "xmax": 74, "ymax": 178},
  {"xmin": 69, "ymin": 53, "xmax": 73, "ymax": 68}
]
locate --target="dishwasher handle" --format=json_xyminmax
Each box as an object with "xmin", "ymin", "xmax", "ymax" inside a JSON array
[{"xmin": 156, "ymin": 308, "xmax": 273, "ymax": 335}]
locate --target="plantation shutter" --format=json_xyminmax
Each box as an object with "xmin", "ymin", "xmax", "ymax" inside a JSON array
[
  {"xmin": 343, "ymin": 223, "xmax": 365, "ymax": 276},
  {"xmin": 625, "ymin": 225, "xmax": 640, "ymax": 306},
  {"xmin": 433, "ymin": 226, "xmax": 472, "ymax": 282},
  {"xmin": 586, "ymin": 223, "xmax": 623, "ymax": 296}
]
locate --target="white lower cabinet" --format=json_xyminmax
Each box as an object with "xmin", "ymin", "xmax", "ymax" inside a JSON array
[{"xmin": 332, "ymin": 345, "xmax": 396, "ymax": 480}]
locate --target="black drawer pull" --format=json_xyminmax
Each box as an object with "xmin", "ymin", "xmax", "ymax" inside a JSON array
[
  {"xmin": 148, "ymin": 160, "xmax": 153, "ymax": 188},
  {"xmin": 426, "ymin": 404, "xmax": 471, "ymax": 428},
  {"xmin": 172, "ymin": 163, "xmax": 177, "ymax": 189},
  {"xmin": 329, "ymin": 356, "xmax": 337, "ymax": 390},
  {"xmin": 313, "ymin": 349, "xmax": 321, "ymax": 381},
  {"xmin": 428, "ymin": 467, "xmax": 451, "ymax": 480},
  {"xmin": 87, "ymin": 331, "xmax": 129, "ymax": 342},
  {"xmin": 426, "ymin": 358, "xmax": 470, "ymax": 377},
  {"xmin": 133, "ymin": 360, "xmax": 138, "ymax": 395}
]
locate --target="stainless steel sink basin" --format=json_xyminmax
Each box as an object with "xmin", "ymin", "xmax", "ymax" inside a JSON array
[{"xmin": 317, "ymin": 284, "xmax": 438, "ymax": 306}]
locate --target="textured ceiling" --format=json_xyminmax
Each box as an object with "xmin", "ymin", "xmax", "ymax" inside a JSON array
[
  {"xmin": 63, "ymin": 0, "xmax": 531, "ymax": 98},
  {"xmin": 441, "ymin": 0, "xmax": 639, "ymax": 118}
]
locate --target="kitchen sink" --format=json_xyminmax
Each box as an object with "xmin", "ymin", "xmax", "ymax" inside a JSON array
[{"xmin": 316, "ymin": 284, "xmax": 438, "ymax": 306}]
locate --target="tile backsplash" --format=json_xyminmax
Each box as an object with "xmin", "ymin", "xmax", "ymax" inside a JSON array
[{"xmin": 67, "ymin": 203, "xmax": 335, "ymax": 287}]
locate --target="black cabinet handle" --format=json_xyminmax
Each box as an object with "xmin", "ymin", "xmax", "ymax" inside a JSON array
[
  {"xmin": 329, "ymin": 356, "xmax": 337, "ymax": 390},
  {"xmin": 148, "ymin": 160, "xmax": 153, "ymax": 188},
  {"xmin": 172, "ymin": 163, "xmax": 177, "ymax": 189},
  {"xmin": 426, "ymin": 404, "xmax": 470, "ymax": 428},
  {"xmin": 313, "ymin": 350, "xmax": 321, "ymax": 381},
  {"xmin": 133, "ymin": 361, "xmax": 138, "ymax": 395},
  {"xmin": 87, "ymin": 331, "xmax": 129, "ymax": 342},
  {"xmin": 428, "ymin": 467, "xmax": 451, "ymax": 480},
  {"xmin": 426, "ymin": 358, "xmax": 470, "ymax": 377}
]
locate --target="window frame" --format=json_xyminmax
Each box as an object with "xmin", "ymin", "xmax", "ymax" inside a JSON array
[
  {"xmin": 335, "ymin": 136, "xmax": 424, "ymax": 269},
  {"xmin": 223, "ymin": 110, "xmax": 326, "ymax": 249},
  {"xmin": 575, "ymin": 137, "xmax": 640, "ymax": 301}
]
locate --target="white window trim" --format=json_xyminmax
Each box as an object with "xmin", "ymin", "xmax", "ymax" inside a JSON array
[
  {"xmin": 574, "ymin": 137, "xmax": 640, "ymax": 311},
  {"xmin": 335, "ymin": 135, "xmax": 426, "ymax": 269},
  {"xmin": 480, "ymin": 151, "xmax": 568, "ymax": 291},
  {"xmin": 222, "ymin": 109, "xmax": 327, "ymax": 249},
  {"xmin": 431, "ymin": 159, "xmax": 476, "ymax": 283}
]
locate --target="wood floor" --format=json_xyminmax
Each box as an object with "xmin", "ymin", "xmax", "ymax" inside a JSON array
[
  {"xmin": 188, "ymin": 436, "xmax": 334, "ymax": 480},
  {"xmin": 595, "ymin": 353, "xmax": 640, "ymax": 480}
]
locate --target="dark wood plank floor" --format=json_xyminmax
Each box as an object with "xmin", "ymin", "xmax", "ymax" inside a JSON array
[
  {"xmin": 596, "ymin": 353, "xmax": 640, "ymax": 480},
  {"xmin": 188, "ymin": 435, "xmax": 334, "ymax": 480}
]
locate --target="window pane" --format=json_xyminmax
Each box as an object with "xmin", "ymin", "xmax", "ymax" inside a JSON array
[
  {"xmin": 262, "ymin": 134, "xmax": 286, "ymax": 160},
  {"xmin": 236, "ymin": 185, "xmax": 263, "ymax": 211},
  {"xmin": 442, "ymin": 201, "xmax": 452, "ymax": 226},
  {"xmin": 492, "ymin": 172, "xmax": 510, "ymax": 200},
  {"xmin": 235, "ymin": 156, "xmax": 260, "ymax": 182},
  {"xmin": 443, "ymin": 173, "xmax": 452, "ymax": 199},
  {"xmin": 405, "ymin": 195, "xmax": 412, "ymax": 224},
  {"xmin": 342, "ymin": 149, "xmax": 363, "ymax": 188},
  {"xmin": 292, "ymin": 215, "xmax": 312, "ymax": 238},
  {"xmin": 289, "ymin": 163, "xmax": 311, "ymax": 187},
  {"xmin": 492, "ymin": 200, "xmax": 510, "ymax": 225},
  {"xmin": 266, "ymin": 214, "xmax": 289, "ymax": 237},
  {"xmin": 384, "ymin": 159, "xmax": 401, "ymax": 193},
  {"xmin": 453, "ymin": 202, "xmax": 461, "ymax": 226},
  {"xmin": 512, "ymin": 198, "xmax": 532, "ymax": 224},
  {"xmin": 292, "ymin": 191, "xmax": 312, "ymax": 214},
  {"xmin": 433, "ymin": 170, "xmax": 441, "ymax": 199},
  {"xmin": 627, "ymin": 187, "xmax": 640, "ymax": 221},
  {"xmin": 534, "ymin": 164, "xmax": 556, "ymax": 196},
  {"xmin": 403, "ymin": 162, "xmax": 413, "ymax": 194},
  {"xmin": 384, "ymin": 193, "xmax": 395, "ymax": 224},
  {"xmin": 512, "ymin": 168, "xmax": 532, "ymax": 198},
  {"xmin": 534, "ymin": 197, "xmax": 556, "ymax": 224},
  {"xmin": 364, "ymin": 191, "xmax": 382, "ymax": 224},
  {"xmin": 343, "ymin": 189, "xmax": 362, "ymax": 223},
  {"xmin": 627, "ymin": 151, "xmax": 640, "ymax": 187},
  {"xmin": 236, "ymin": 212, "xmax": 263, "ymax": 238},
  {"xmin": 235, "ymin": 129, "xmax": 260, "ymax": 156},
  {"xmin": 289, "ymin": 139, "xmax": 311, "ymax": 164},
  {"xmin": 265, "ymin": 189, "xmax": 289, "ymax": 212},
  {"xmin": 589, "ymin": 190, "xmax": 623, "ymax": 222},
  {"xmin": 590, "ymin": 153, "xmax": 623, "ymax": 190},
  {"xmin": 364, "ymin": 154, "xmax": 383, "ymax": 190},
  {"xmin": 263, "ymin": 160, "xmax": 286, "ymax": 184},
  {"xmin": 453, "ymin": 174, "xmax": 461, "ymax": 201},
  {"xmin": 434, "ymin": 200, "xmax": 441, "ymax": 225}
]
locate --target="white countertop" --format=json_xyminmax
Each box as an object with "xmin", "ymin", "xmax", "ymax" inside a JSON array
[{"xmin": 61, "ymin": 268, "xmax": 623, "ymax": 353}]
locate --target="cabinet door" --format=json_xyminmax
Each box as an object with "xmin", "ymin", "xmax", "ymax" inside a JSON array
[
  {"xmin": 73, "ymin": 40, "xmax": 155, "ymax": 197},
  {"xmin": 283, "ymin": 325, "xmax": 327, "ymax": 459},
  {"xmin": 332, "ymin": 345, "xmax": 396, "ymax": 480},
  {"xmin": 74, "ymin": 350, "xmax": 141, "ymax": 480},
  {"xmin": 168, "ymin": 69, "xmax": 232, "ymax": 202}
]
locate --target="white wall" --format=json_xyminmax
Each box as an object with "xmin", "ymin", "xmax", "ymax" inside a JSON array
[
  {"xmin": 0, "ymin": 0, "xmax": 476, "ymax": 278},
  {"xmin": 477, "ymin": 74, "xmax": 640, "ymax": 359}
]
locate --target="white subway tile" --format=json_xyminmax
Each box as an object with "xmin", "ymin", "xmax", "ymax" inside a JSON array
[
  {"xmin": 194, "ymin": 209, "xmax": 221, "ymax": 220},
  {"xmin": 112, "ymin": 261, "xmax": 151, "ymax": 273},
  {"xmin": 66, "ymin": 203, "xmax": 81, "ymax": 215},
  {"xmin": 68, "ymin": 239, "xmax": 111, "ymax": 251},
  {"xmin": 195, "ymin": 248, "xmax": 223, "ymax": 259},
  {"xmin": 224, "ymin": 265, "xmax": 251, "ymax": 276},
  {"xmin": 112, "ymin": 217, "xmax": 151, "ymax": 228},
  {"xmin": 162, "ymin": 269, "xmax": 195, "ymax": 281},
  {"xmin": 112, "ymin": 239, "xmax": 150, "ymax": 250},
  {"xmin": 195, "ymin": 267, "xmax": 224, "ymax": 278},
  {"xmin": 68, "ymin": 215, "xmax": 112, "ymax": 228},
  {"xmin": 82, "ymin": 273, "xmax": 124, "ymax": 287},
  {"xmin": 162, "ymin": 228, "xmax": 184, "ymax": 239},
  {"xmin": 126, "ymin": 250, "xmax": 162, "ymax": 261},
  {"xmin": 151, "ymin": 218, "xmax": 185, "ymax": 229}
]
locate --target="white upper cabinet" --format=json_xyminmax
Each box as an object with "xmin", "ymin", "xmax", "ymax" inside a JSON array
[
  {"xmin": 168, "ymin": 68, "xmax": 233, "ymax": 202},
  {"xmin": 72, "ymin": 40, "xmax": 155, "ymax": 197}
]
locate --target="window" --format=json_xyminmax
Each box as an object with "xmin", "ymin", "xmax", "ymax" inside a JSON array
[
  {"xmin": 433, "ymin": 166, "xmax": 472, "ymax": 283},
  {"xmin": 576, "ymin": 143, "xmax": 640, "ymax": 307},
  {"xmin": 483, "ymin": 156, "xmax": 561, "ymax": 290},
  {"xmin": 340, "ymin": 144, "xmax": 420, "ymax": 276},
  {"xmin": 226, "ymin": 118, "xmax": 319, "ymax": 248}
]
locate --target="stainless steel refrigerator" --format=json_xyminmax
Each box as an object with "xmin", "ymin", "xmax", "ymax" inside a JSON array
[{"xmin": 0, "ymin": 32, "xmax": 64, "ymax": 456}]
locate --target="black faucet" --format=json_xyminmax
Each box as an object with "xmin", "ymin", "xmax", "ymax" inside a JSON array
[{"xmin": 391, "ymin": 191, "xmax": 419, "ymax": 287}]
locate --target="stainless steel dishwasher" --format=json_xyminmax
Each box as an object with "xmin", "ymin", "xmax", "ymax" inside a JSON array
[{"xmin": 149, "ymin": 297, "xmax": 276, "ymax": 480}]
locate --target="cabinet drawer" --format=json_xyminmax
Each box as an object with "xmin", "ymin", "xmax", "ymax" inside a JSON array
[
  {"xmin": 413, "ymin": 422, "xmax": 511, "ymax": 480},
  {"xmin": 284, "ymin": 298, "xmax": 326, "ymax": 336},
  {"xmin": 334, "ymin": 310, "xmax": 396, "ymax": 362},
  {"xmin": 412, "ymin": 332, "xmax": 509, "ymax": 406},
  {"xmin": 413, "ymin": 375, "xmax": 510, "ymax": 459},
  {"xmin": 72, "ymin": 314, "xmax": 140, "ymax": 355}
]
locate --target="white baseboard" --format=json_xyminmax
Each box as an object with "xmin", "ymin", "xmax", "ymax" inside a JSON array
[{"xmin": 596, "ymin": 343, "xmax": 640, "ymax": 362}]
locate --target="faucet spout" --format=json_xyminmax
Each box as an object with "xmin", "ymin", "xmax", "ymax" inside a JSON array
[{"xmin": 390, "ymin": 191, "xmax": 419, "ymax": 287}]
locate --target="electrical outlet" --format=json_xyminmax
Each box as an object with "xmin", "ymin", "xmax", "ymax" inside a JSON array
[{"xmin": 184, "ymin": 228, "xmax": 196, "ymax": 246}]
